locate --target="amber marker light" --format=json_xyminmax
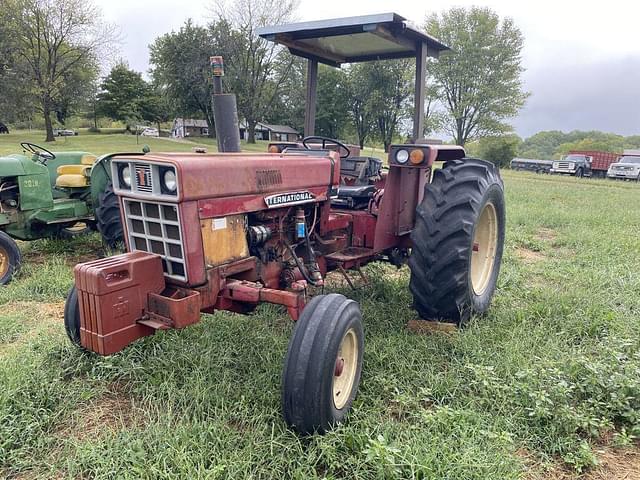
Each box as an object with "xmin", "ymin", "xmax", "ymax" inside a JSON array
[{"xmin": 409, "ymin": 149, "xmax": 425, "ymax": 165}]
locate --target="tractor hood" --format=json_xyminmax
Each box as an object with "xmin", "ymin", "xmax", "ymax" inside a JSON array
[
  {"xmin": 0, "ymin": 154, "xmax": 30, "ymax": 177},
  {"xmin": 110, "ymin": 152, "xmax": 341, "ymax": 208}
]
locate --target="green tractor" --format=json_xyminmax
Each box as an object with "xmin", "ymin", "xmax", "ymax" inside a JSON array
[{"xmin": 0, "ymin": 142, "xmax": 123, "ymax": 285}]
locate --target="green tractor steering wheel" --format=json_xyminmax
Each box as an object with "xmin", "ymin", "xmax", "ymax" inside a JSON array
[{"xmin": 20, "ymin": 142, "xmax": 56, "ymax": 164}]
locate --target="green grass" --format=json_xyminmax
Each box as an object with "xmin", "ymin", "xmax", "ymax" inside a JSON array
[
  {"xmin": 0, "ymin": 129, "xmax": 388, "ymax": 159},
  {"xmin": 0, "ymin": 129, "xmax": 276, "ymax": 157},
  {"xmin": 1, "ymin": 167, "xmax": 640, "ymax": 478}
]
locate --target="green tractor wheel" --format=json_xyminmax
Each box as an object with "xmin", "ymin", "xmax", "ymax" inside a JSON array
[
  {"xmin": 0, "ymin": 231, "xmax": 21, "ymax": 285},
  {"xmin": 95, "ymin": 182, "xmax": 124, "ymax": 248}
]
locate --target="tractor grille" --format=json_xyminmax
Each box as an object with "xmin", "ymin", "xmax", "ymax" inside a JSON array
[
  {"xmin": 123, "ymin": 199, "xmax": 186, "ymax": 281},
  {"xmin": 556, "ymin": 161, "xmax": 573, "ymax": 169},
  {"xmin": 134, "ymin": 163, "xmax": 153, "ymax": 193}
]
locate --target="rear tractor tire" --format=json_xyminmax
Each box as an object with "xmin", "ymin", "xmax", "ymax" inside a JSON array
[
  {"xmin": 408, "ymin": 158, "xmax": 506, "ymax": 325},
  {"xmin": 95, "ymin": 182, "xmax": 124, "ymax": 248},
  {"xmin": 0, "ymin": 231, "xmax": 21, "ymax": 285},
  {"xmin": 282, "ymin": 294, "xmax": 364, "ymax": 435}
]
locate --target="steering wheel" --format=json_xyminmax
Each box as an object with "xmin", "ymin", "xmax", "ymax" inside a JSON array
[
  {"xmin": 302, "ymin": 136, "xmax": 350, "ymax": 159},
  {"xmin": 20, "ymin": 142, "xmax": 56, "ymax": 164}
]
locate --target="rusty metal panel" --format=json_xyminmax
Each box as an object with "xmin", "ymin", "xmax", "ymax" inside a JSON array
[{"xmin": 201, "ymin": 214, "xmax": 249, "ymax": 267}]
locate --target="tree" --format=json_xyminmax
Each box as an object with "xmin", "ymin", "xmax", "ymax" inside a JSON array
[
  {"xmin": 97, "ymin": 63, "xmax": 150, "ymax": 128},
  {"xmin": 345, "ymin": 64, "xmax": 376, "ymax": 148},
  {"xmin": 5, "ymin": 0, "xmax": 115, "ymax": 141},
  {"xmin": 367, "ymin": 59, "xmax": 413, "ymax": 152},
  {"xmin": 150, "ymin": 20, "xmax": 222, "ymax": 137},
  {"xmin": 214, "ymin": 0, "xmax": 299, "ymax": 143},
  {"xmin": 264, "ymin": 56, "xmax": 306, "ymax": 134},
  {"xmin": 425, "ymin": 7, "xmax": 528, "ymax": 146},
  {"xmin": 315, "ymin": 65, "xmax": 349, "ymax": 139},
  {"xmin": 475, "ymin": 134, "xmax": 522, "ymax": 168}
]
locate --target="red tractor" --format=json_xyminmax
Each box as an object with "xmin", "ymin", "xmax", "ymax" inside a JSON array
[{"xmin": 64, "ymin": 13, "xmax": 505, "ymax": 434}]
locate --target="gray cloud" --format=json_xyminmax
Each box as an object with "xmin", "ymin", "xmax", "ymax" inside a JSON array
[{"xmin": 514, "ymin": 56, "xmax": 640, "ymax": 138}]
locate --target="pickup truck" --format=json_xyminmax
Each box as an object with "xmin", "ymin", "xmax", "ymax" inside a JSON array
[
  {"xmin": 550, "ymin": 151, "xmax": 620, "ymax": 178},
  {"xmin": 607, "ymin": 155, "xmax": 640, "ymax": 181}
]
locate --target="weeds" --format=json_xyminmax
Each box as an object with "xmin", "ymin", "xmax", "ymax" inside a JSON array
[{"xmin": 1, "ymin": 171, "xmax": 639, "ymax": 478}]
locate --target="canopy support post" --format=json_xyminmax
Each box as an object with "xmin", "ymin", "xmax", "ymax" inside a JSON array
[
  {"xmin": 413, "ymin": 41, "xmax": 427, "ymax": 141},
  {"xmin": 304, "ymin": 59, "xmax": 318, "ymax": 137}
]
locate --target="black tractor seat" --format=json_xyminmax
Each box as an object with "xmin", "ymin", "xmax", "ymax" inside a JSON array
[
  {"xmin": 333, "ymin": 184, "xmax": 377, "ymax": 209},
  {"xmin": 340, "ymin": 157, "xmax": 382, "ymax": 184}
]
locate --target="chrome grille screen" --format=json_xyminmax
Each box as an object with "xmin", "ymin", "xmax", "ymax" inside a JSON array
[
  {"xmin": 123, "ymin": 199, "xmax": 186, "ymax": 281},
  {"xmin": 134, "ymin": 164, "xmax": 153, "ymax": 193}
]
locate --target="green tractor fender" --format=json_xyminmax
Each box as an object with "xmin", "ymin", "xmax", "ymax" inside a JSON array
[
  {"xmin": 89, "ymin": 154, "xmax": 113, "ymax": 208},
  {"xmin": 89, "ymin": 154, "xmax": 124, "ymax": 247}
]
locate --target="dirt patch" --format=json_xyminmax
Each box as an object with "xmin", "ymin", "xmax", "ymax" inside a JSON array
[
  {"xmin": 586, "ymin": 448, "xmax": 640, "ymax": 479},
  {"xmin": 521, "ymin": 446, "xmax": 640, "ymax": 480},
  {"xmin": 406, "ymin": 319, "xmax": 457, "ymax": 335},
  {"xmin": 535, "ymin": 228, "xmax": 558, "ymax": 242},
  {"xmin": 515, "ymin": 246, "xmax": 546, "ymax": 264},
  {"xmin": 2, "ymin": 301, "xmax": 63, "ymax": 324},
  {"xmin": 57, "ymin": 382, "xmax": 141, "ymax": 441}
]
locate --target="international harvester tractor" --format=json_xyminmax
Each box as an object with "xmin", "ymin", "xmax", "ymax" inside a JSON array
[{"xmin": 64, "ymin": 13, "xmax": 506, "ymax": 434}]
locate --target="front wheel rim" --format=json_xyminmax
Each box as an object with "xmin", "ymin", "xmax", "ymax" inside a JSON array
[
  {"xmin": 0, "ymin": 245, "xmax": 8, "ymax": 278},
  {"xmin": 332, "ymin": 328, "xmax": 358, "ymax": 410},
  {"xmin": 470, "ymin": 202, "xmax": 498, "ymax": 296}
]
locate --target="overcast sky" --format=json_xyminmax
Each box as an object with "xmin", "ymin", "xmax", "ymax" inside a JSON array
[{"xmin": 99, "ymin": 0, "xmax": 640, "ymax": 139}]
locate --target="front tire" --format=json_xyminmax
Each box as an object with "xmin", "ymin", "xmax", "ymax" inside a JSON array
[
  {"xmin": 64, "ymin": 286, "xmax": 84, "ymax": 349},
  {"xmin": 95, "ymin": 182, "xmax": 124, "ymax": 248},
  {"xmin": 282, "ymin": 294, "xmax": 364, "ymax": 435},
  {"xmin": 408, "ymin": 159, "xmax": 506, "ymax": 324},
  {"xmin": 575, "ymin": 168, "xmax": 584, "ymax": 178},
  {"xmin": 0, "ymin": 231, "xmax": 21, "ymax": 285}
]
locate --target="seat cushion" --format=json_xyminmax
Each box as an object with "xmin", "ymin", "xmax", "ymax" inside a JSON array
[
  {"xmin": 57, "ymin": 164, "xmax": 91, "ymax": 176},
  {"xmin": 337, "ymin": 185, "xmax": 376, "ymax": 198},
  {"xmin": 56, "ymin": 174, "xmax": 89, "ymax": 188}
]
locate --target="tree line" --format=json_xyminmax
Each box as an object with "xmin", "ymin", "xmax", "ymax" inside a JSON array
[
  {"xmin": 0, "ymin": 0, "xmax": 528, "ymax": 149},
  {"xmin": 465, "ymin": 130, "xmax": 640, "ymax": 168}
]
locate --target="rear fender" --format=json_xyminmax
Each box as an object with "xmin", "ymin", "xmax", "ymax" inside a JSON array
[{"xmin": 89, "ymin": 154, "xmax": 114, "ymax": 208}]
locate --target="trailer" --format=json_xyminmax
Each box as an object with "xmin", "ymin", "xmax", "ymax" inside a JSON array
[{"xmin": 510, "ymin": 158, "xmax": 552, "ymax": 174}]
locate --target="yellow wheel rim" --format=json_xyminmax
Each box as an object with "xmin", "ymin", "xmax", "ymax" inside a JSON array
[
  {"xmin": 470, "ymin": 202, "xmax": 498, "ymax": 295},
  {"xmin": 0, "ymin": 245, "xmax": 8, "ymax": 278},
  {"xmin": 332, "ymin": 328, "xmax": 358, "ymax": 410}
]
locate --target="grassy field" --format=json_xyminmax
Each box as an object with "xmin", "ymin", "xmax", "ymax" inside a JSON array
[
  {"xmin": 0, "ymin": 130, "xmax": 387, "ymax": 158},
  {"xmin": 1, "ymin": 142, "xmax": 640, "ymax": 478},
  {"xmin": 0, "ymin": 129, "xmax": 268, "ymax": 157}
]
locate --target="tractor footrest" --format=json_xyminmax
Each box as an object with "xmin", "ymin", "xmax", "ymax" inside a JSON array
[
  {"xmin": 325, "ymin": 247, "xmax": 375, "ymax": 268},
  {"xmin": 137, "ymin": 317, "xmax": 172, "ymax": 330}
]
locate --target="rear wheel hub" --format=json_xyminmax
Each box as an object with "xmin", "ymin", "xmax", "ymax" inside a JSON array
[{"xmin": 470, "ymin": 202, "xmax": 498, "ymax": 295}]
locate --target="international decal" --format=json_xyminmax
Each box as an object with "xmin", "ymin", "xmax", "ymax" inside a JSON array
[{"xmin": 264, "ymin": 191, "xmax": 315, "ymax": 208}]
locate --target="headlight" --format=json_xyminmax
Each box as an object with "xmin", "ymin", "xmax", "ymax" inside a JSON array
[
  {"xmin": 120, "ymin": 165, "xmax": 131, "ymax": 188},
  {"xmin": 395, "ymin": 149, "xmax": 409, "ymax": 164},
  {"xmin": 162, "ymin": 169, "xmax": 177, "ymax": 192}
]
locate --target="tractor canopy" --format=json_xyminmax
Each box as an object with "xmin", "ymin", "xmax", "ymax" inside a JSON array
[{"xmin": 257, "ymin": 13, "xmax": 450, "ymax": 139}]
